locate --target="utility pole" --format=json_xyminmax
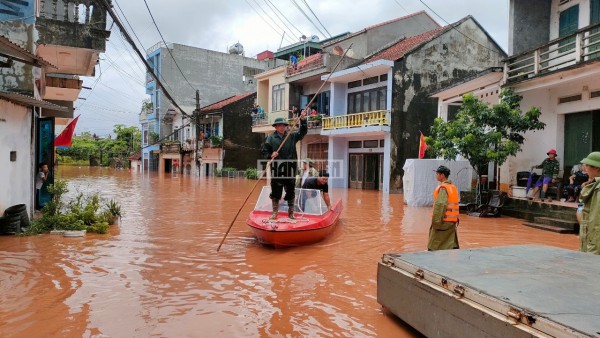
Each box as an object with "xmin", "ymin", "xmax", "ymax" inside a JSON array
[{"xmin": 193, "ymin": 90, "xmax": 201, "ymax": 176}]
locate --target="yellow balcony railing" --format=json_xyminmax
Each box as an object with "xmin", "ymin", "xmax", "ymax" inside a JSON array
[{"xmin": 322, "ymin": 110, "xmax": 389, "ymax": 130}]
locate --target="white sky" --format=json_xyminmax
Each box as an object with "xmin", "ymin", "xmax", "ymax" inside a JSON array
[{"xmin": 75, "ymin": 0, "xmax": 509, "ymax": 136}]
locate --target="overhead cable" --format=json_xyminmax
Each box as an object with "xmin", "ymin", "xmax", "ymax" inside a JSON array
[{"xmin": 142, "ymin": 0, "xmax": 197, "ymax": 92}]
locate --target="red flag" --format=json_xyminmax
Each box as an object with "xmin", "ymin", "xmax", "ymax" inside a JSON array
[
  {"xmin": 54, "ymin": 115, "xmax": 80, "ymax": 147},
  {"xmin": 418, "ymin": 132, "xmax": 428, "ymax": 159}
]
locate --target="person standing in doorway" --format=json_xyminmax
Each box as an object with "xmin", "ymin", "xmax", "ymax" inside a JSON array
[
  {"xmin": 529, "ymin": 149, "xmax": 560, "ymax": 201},
  {"xmin": 35, "ymin": 162, "xmax": 49, "ymax": 210},
  {"xmin": 428, "ymin": 165, "xmax": 460, "ymax": 251},
  {"xmin": 577, "ymin": 152, "xmax": 600, "ymax": 254},
  {"xmin": 262, "ymin": 112, "xmax": 307, "ymax": 220}
]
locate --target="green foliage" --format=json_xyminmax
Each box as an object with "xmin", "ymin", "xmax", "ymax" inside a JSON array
[
  {"xmin": 215, "ymin": 167, "xmax": 237, "ymax": 177},
  {"xmin": 149, "ymin": 132, "xmax": 159, "ymax": 144},
  {"xmin": 23, "ymin": 179, "xmax": 122, "ymax": 235},
  {"xmin": 427, "ymin": 88, "xmax": 546, "ymax": 176},
  {"xmin": 106, "ymin": 199, "xmax": 122, "ymax": 217},
  {"xmin": 57, "ymin": 124, "xmax": 141, "ymax": 167},
  {"xmin": 245, "ymin": 168, "xmax": 258, "ymax": 180},
  {"xmin": 210, "ymin": 135, "xmax": 223, "ymax": 147}
]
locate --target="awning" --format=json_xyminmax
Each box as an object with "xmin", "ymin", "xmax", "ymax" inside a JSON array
[
  {"xmin": 0, "ymin": 35, "xmax": 56, "ymax": 69},
  {"xmin": 0, "ymin": 91, "xmax": 69, "ymax": 112}
]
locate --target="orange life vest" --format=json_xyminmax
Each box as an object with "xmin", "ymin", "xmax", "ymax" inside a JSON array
[{"xmin": 433, "ymin": 182, "xmax": 460, "ymax": 222}]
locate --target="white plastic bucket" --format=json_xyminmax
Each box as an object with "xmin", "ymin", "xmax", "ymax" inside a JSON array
[{"xmin": 512, "ymin": 186, "xmax": 527, "ymax": 198}]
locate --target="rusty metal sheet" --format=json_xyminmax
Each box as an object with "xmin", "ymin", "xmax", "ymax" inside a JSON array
[{"xmin": 379, "ymin": 245, "xmax": 600, "ymax": 337}]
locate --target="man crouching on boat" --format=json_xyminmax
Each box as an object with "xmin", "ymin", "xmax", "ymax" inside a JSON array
[{"xmin": 262, "ymin": 112, "xmax": 307, "ymax": 220}]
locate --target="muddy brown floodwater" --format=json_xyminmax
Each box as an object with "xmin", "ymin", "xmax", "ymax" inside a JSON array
[{"xmin": 0, "ymin": 166, "xmax": 578, "ymax": 337}]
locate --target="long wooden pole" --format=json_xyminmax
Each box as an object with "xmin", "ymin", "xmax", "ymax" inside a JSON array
[{"xmin": 217, "ymin": 44, "xmax": 353, "ymax": 252}]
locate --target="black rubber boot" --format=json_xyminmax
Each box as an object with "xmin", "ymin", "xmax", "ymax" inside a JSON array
[
  {"xmin": 269, "ymin": 200, "xmax": 279, "ymax": 220},
  {"xmin": 288, "ymin": 201, "xmax": 295, "ymax": 219},
  {"xmin": 540, "ymin": 191, "xmax": 546, "ymax": 201}
]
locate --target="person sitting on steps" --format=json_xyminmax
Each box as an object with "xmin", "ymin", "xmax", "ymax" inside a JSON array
[
  {"xmin": 563, "ymin": 164, "xmax": 589, "ymax": 202},
  {"xmin": 529, "ymin": 149, "xmax": 560, "ymax": 202}
]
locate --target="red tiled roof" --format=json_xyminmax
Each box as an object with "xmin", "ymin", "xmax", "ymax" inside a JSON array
[
  {"xmin": 323, "ymin": 11, "xmax": 439, "ymax": 47},
  {"xmin": 201, "ymin": 91, "xmax": 256, "ymax": 112},
  {"xmin": 128, "ymin": 151, "xmax": 141, "ymax": 161},
  {"xmin": 365, "ymin": 26, "xmax": 446, "ymax": 63}
]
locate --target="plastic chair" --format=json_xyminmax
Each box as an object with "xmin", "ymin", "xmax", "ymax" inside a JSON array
[{"xmin": 466, "ymin": 190, "xmax": 507, "ymax": 217}]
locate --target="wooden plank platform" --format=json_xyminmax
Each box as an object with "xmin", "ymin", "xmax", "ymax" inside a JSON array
[{"xmin": 378, "ymin": 245, "xmax": 600, "ymax": 338}]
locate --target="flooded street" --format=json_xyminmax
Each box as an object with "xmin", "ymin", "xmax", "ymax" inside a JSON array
[{"xmin": 0, "ymin": 167, "xmax": 578, "ymax": 337}]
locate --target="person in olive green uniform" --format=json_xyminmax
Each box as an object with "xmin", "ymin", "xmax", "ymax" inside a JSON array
[
  {"xmin": 295, "ymin": 158, "xmax": 319, "ymax": 188},
  {"xmin": 262, "ymin": 113, "xmax": 307, "ymax": 219},
  {"xmin": 577, "ymin": 152, "xmax": 600, "ymax": 254},
  {"xmin": 428, "ymin": 165, "xmax": 460, "ymax": 251},
  {"xmin": 529, "ymin": 149, "xmax": 560, "ymax": 201}
]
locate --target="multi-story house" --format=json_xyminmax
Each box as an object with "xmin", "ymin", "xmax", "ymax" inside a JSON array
[
  {"xmin": 500, "ymin": 0, "xmax": 600, "ymax": 188},
  {"xmin": 322, "ymin": 16, "xmax": 505, "ymax": 193},
  {"xmin": 253, "ymin": 13, "xmax": 504, "ymax": 193},
  {"xmin": 253, "ymin": 11, "xmax": 441, "ymax": 182},
  {"xmin": 0, "ymin": 0, "xmax": 109, "ymax": 214},
  {"xmin": 195, "ymin": 92, "xmax": 263, "ymax": 176},
  {"xmin": 141, "ymin": 42, "xmax": 280, "ymax": 174}
]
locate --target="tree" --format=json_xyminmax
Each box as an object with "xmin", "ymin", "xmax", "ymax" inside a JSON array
[{"xmin": 426, "ymin": 88, "xmax": 546, "ymax": 180}]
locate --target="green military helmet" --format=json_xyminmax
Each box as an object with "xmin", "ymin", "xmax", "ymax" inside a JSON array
[{"xmin": 272, "ymin": 117, "xmax": 289, "ymax": 127}]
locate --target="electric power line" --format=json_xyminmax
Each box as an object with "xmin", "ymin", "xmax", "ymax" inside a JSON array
[
  {"xmin": 244, "ymin": 0, "xmax": 296, "ymax": 45},
  {"xmin": 289, "ymin": 0, "xmax": 327, "ymax": 38},
  {"xmin": 264, "ymin": 0, "xmax": 304, "ymax": 38},
  {"xmin": 299, "ymin": 0, "xmax": 331, "ymax": 38},
  {"xmin": 142, "ymin": 0, "xmax": 197, "ymax": 92},
  {"xmin": 416, "ymin": 0, "xmax": 503, "ymax": 56}
]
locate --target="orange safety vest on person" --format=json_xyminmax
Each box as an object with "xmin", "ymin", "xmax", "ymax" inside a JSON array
[{"xmin": 433, "ymin": 182, "xmax": 460, "ymax": 222}]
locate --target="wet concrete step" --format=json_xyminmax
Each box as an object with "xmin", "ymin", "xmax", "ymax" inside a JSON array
[
  {"xmin": 522, "ymin": 222, "xmax": 577, "ymax": 234},
  {"xmin": 533, "ymin": 217, "xmax": 579, "ymax": 232}
]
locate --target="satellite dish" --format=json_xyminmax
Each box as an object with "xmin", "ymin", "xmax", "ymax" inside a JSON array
[
  {"xmin": 332, "ymin": 45, "xmax": 354, "ymax": 58},
  {"xmin": 310, "ymin": 35, "xmax": 320, "ymax": 42}
]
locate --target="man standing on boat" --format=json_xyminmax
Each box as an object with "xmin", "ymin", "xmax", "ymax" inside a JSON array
[
  {"xmin": 262, "ymin": 112, "xmax": 307, "ymax": 220},
  {"xmin": 428, "ymin": 165, "xmax": 460, "ymax": 251}
]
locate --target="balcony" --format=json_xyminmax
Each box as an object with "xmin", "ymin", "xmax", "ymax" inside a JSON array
[
  {"xmin": 44, "ymin": 75, "xmax": 82, "ymax": 101},
  {"xmin": 160, "ymin": 141, "xmax": 181, "ymax": 154},
  {"xmin": 506, "ymin": 23, "xmax": 600, "ymax": 84},
  {"xmin": 322, "ymin": 110, "xmax": 389, "ymax": 130},
  {"xmin": 286, "ymin": 53, "xmax": 324, "ymax": 76},
  {"xmin": 36, "ymin": 0, "xmax": 111, "ymax": 76}
]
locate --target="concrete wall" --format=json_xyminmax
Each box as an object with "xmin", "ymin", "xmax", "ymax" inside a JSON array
[
  {"xmin": 160, "ymin": 44, "xmax": 272, "ymax": 113},
  {"xmin": 508, "ymin": 0, "xmax": 552, "ymax": 55},
  {"xmin": 0, "ymin": 100, "xmax": 33, "ymax": 214},
  {"xmin": 322, "ymin": 12, "xmax": 440, "ymax": 61},
  {"xmin": 502, "ymin": 73, "xmax": 600, "ymax": 189},
  {"xmin": 221, "ymin": 94, "xmax": 264, "ymax": 170},
  {"xmin": 0, "ymin": 20, "xmax": 37, "ymax": 95},
  {"xmin": 389, "ymin": 17, "xmax": 506, "ymax": 192}
]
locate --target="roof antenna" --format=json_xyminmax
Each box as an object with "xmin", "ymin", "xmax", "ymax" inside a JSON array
[{"xmin": 279, "ymin": 32, "xmax": 285, "ymax": 49}]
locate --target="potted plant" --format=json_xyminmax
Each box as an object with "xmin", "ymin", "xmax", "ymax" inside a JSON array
[{"xmin": 106, "ymin": 199, "xmax": 122, "ymax": 225}]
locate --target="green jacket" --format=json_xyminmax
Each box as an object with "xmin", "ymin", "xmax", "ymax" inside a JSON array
[
  {"xmin": 535, "ymin": 158, "xmax": 560, "ymax": 178},
  {"xmin": 262, "ymin": 119, "xmax": 307, "ymax": 160},
  {"xmin": 428, "ymin": 179, "xmax": 460, "ymax": 251},
  {"xmin": 579, "ymin": 177, "xmax": 600, "ymax": 254}
]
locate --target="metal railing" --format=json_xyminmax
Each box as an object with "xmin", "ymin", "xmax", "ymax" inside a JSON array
[
  {"xmin": 39, "ymin": 0, "xmax": 108, "ymax": 29},
  {"xmin": 322, "ymin": 110, "xmax": 389, "ymax": 130},
  {"xmin": 286, "ymin": 53, "xmax": 324, "ymax": 76},
  {"xmin": 506, "ymin": 23, "xmax": 600, "ymax": 84}
]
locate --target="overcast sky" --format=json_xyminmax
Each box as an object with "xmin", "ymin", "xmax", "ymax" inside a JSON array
[{"xmin": 75, "ymin": 0, "xmax": 509, "ymax": 136}]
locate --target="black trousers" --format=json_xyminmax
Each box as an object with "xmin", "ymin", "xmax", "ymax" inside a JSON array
[{"xmin": 270, "ymin": 178, "xmax": 295, "ymax": 202}]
